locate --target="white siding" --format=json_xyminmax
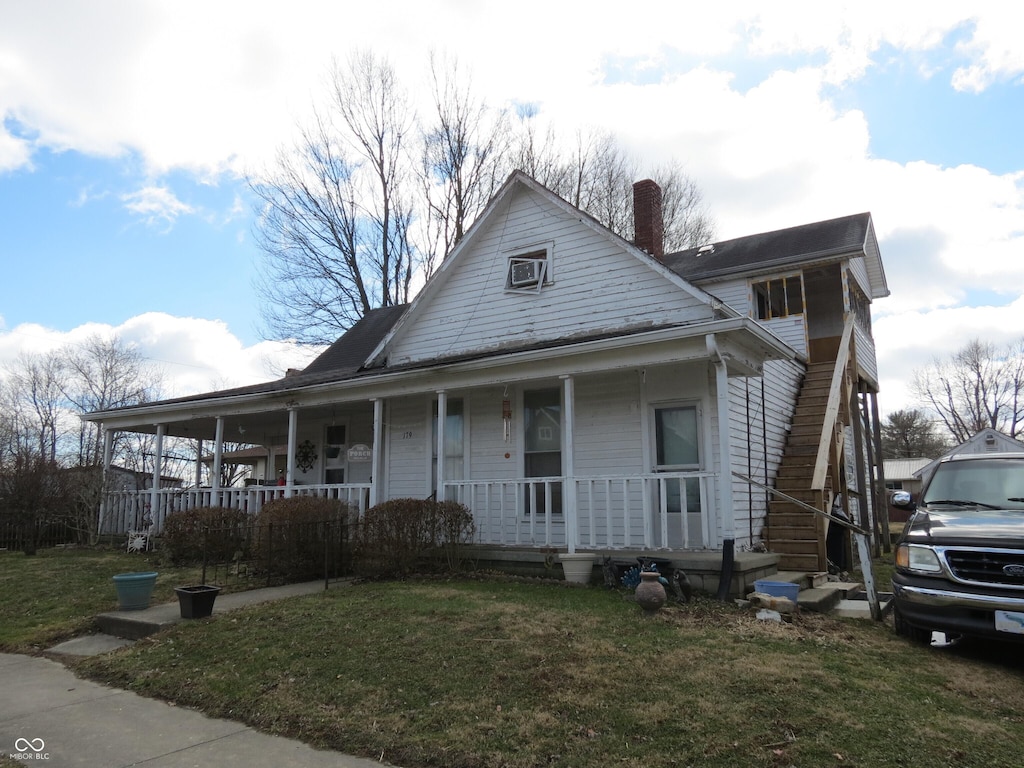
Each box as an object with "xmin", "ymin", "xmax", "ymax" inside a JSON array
[
  {"xmin": 467, "ymin": 386, "xmax": 519, "ymax": 482},
  {"xmin": 387, "ymin": 186, "xmax": 714, "ymax": 366},
  {"xmin": 707, "ymin": 279, "xmax": 750, "ymax": 315},
  {"xmin": 847, "ymin": 256, "xmax": 872, "ymax": 299},
  {"xmin": 574, "ymin": 372, "xmax": 645, "ymax": 476},
  {"xmin": 763, "ymin": 316, "xmax": 807, "ymax": 357},
  {"xmin": 384, "ymin": 396, "xmax": 430, "ymax": 499},
  {"xmin": 727, "ymin": 358, "xmax": 805, "ymax": 548},
  {"xmin": 854, "ymin": 323, "xmax": 878, "ymax": 385},
  {"xmin": 700, "ymin": 277, "xmax": 808, "ymax": 356}
]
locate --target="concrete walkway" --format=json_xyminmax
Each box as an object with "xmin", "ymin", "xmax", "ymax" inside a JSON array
[{"xmin": 0, "ymin": 582, "xmax": 397, "ymax": 767}]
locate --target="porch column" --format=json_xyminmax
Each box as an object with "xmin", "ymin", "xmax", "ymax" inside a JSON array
[
  {"xmin": 707, "ymin": 334, "xmax": 736, "ymax": 601},
  {"xmin": 436, "ymin": 390, "xmax": 447, "ymax": 501},
  {"xmin": 370, "ymin": 398, "xmax": 383, "ymax": 507},
  {"xmin": 212, "ymin": 416, "xmax": 225, "ymax": 496},
  {"xmin": 286, "ymin": 406, "xmax": 298, "ymax": 497},
  {"xmin": 98, "ymin": 426, "xmax": 113, "ymax": 536},
  {"xmin": 195, "ymin": 439, "xmax": 204, "ymax": 489},
  {"xmin": 561, "ymin": 375, "xmax": 578, "ymax": 554},
  {"xmin": 151, "ymin": 424, "xmax": 165, "ymax": 532}
]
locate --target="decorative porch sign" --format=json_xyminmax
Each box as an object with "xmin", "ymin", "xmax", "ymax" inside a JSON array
[
  {"xmin": 296, "ymin": 440, "xmax": 317, "ymax": 472},
  {"xmin": 347, "ymin": 443, "xmax": 372, "ymax": 462}
]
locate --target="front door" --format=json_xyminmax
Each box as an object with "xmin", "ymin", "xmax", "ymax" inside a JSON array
[{"xmin": 652, "ymin": 403, "xmax": 702, "ymax": 546}]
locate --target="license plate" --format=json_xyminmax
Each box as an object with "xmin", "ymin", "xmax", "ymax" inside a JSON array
[{"xmin": 995, "ymin": 611, "xmax": 1024, "ymax": 634}]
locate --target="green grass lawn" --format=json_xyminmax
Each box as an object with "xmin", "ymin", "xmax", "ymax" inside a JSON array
[
  {"xmin": 0, "ymin": 548, "xmax": 220, "ymax": 652},
  {"xmin": 7, "ymin": 549, "xmax": 1024, "ymax": 767}
]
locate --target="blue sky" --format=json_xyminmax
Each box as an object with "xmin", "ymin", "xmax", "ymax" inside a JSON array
[{"xmin": 2, "ymin": 2, "xmax": 1024, "ymax": 409}]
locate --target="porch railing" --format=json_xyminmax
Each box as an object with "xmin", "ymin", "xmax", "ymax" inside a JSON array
[
  {"xmin": 101, "ymin": 472, "xmax": 715, "ymax": 552},
  {"xmin": 445, "ymin": 471, "xmax": 716, "ymax": 551},
  {"xmin": 99, "ymin": 483, "xmax": 372, "ymax": 536}
]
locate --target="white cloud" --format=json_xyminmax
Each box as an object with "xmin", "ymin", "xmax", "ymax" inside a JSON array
[
  {"xmin": 3, "ymin": 1, "xmax": 1024, "ymax": 429},
  {"xmin": 0, "ymin": 315, "xmax": 321, "ymax": 400},
  {"xmin": 121, "ymin": 186, "xmax": 194, "ymax": 229}
]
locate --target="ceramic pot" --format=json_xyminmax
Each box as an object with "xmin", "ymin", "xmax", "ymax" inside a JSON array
[
  {"xmin": 635, "ymin": 571, "xmax": 667, "ymax": 615},
  {"xmin": 175, "ymin": 585, "xmax": 222, "ymax": 619},
  {"xmin": 559, "ymin": 553, "xmax": 595, "ymax": 584},
  {"xmin": 112, "ymin": 571, "xmax": 158, "ymax": 611}
]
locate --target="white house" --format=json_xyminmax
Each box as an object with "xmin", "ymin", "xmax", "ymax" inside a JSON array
[
  {"xmin": 915, "ymin": 428, "xmax": 1024, "ymax": 484},
  {"xmin": 85, "ymin": 171, "xmax": 890, "ymax": 593}
]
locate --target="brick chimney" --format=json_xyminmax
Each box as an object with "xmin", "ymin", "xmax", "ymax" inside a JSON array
[{"xmin": 632, "ymin": 179, "xmax": 664, "ymax": 260}]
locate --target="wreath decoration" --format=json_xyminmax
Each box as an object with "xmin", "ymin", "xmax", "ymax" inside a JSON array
[{"xmin": 296, "ymin": 439, "xmax": 317, "ymax": 472}]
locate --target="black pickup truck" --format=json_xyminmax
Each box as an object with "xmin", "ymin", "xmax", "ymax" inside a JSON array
[{"xmin": 891, "ymin": 452, "xmax": 1024, "ymax": 644}]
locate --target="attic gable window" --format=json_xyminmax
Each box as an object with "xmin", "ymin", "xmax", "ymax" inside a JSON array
[
  {"xmin": 505, "ymin": 245, "xmax": 552, "ymax": 292},
  {"xmin": 753, "ymin": 275, "xmax": 804, "ymax": 320}
]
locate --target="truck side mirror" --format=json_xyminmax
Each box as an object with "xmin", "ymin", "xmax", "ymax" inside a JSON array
[{"xmin": 891, "ymin": 490, "xmax": 913, "ymax": 508}]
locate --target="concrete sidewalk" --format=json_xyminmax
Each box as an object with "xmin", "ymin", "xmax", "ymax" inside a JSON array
[
  {"xmin": 0, "ymin": 652, "xmax": 394, "ymax": 767},
  {"xmin": 2, "ymin": 581, "xmax": 398, "ymax": 767},
  {"xmin": 88, "ymin": 580, "xmax": 334, "ymax": 643}
]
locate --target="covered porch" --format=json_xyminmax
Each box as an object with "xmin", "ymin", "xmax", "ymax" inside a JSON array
[{"xmin": 88, "ymin": 319, "xmax": 795, "ymax": 564}]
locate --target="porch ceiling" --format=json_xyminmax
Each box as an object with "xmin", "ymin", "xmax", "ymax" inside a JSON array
[{"xmin": 125, "ymin": 402, "xmax": 354, "ymax": 445}]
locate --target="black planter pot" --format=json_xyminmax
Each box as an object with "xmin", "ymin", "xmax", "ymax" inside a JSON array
[{"xmin": 174, "ymin": 585, "xmax": 221, "ymax": 619}]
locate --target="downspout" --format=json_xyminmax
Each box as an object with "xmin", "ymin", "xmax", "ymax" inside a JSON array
[{"xmin": 706, "ymin": 334, "xmax": 736, "ymax": 600}]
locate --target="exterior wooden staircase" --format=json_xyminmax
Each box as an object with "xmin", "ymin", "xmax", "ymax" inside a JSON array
[{"xmin": 767, "ymin": 360, "xmax": 839, "ymax": 571}]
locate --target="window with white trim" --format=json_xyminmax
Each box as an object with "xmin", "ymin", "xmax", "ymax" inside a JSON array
[
  {"xmin": 652, "ymin": 403, "xmax": 702, "ymax": 517},
  {"xmin": 505, "ymin": 245, "xmax": 552, "ymax": 292}
]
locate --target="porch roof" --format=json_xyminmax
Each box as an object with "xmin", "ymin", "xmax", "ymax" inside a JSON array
[{"xmin": 85, "ymin": 314, "xmax": 796, "ymax": 439}]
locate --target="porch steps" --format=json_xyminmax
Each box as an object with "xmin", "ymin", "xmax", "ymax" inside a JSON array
[{"xmin": 755, "ymin": 571, "xmax": 867, "ymax": 615}]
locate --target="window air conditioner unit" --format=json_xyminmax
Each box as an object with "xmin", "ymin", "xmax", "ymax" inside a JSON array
[{"xmin": 510, "ymin": 258, "xmax": 543, "ymax": 287}]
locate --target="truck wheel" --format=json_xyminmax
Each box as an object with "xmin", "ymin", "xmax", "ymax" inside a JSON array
[{"xmin": 893, "ymin": 605, "xmax": 932, "ymax": 645}]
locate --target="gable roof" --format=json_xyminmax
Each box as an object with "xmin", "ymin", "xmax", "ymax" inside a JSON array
[
  {"xmin": 366, "ymin": 170, "xmax": 738, "ymax": 367},
  {"xmin": 664, "ymin": 212, "xmax": 889, "ymax": 298},
  {"xmin": 914, "ymin": 428, "xmax": 1024, "ymax": 480}
]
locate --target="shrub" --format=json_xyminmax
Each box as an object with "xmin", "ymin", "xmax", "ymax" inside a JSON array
[
  {"xmin": 160, "ymin": 506, "xmax": 252, "ymax": 566},
  {"xmin": 351, "ymin": 498, "xmax": 475, "ymax": 577},
  {"xmin": 252, "ymin": 496, "xmax": 353, "ymax": 581}
]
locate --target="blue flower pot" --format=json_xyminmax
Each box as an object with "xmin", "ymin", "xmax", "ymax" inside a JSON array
[{"xmin": 112, "ymin": 571, "xmax": 158, "ymax": 611}]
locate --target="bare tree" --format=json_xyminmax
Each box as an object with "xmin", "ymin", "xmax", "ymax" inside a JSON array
[
  {"xmin": 419, "ymin": 52, "xmax": 509, "ymax": 272},
  {"xmin": 658, "ymin": 160, "xmax": 716, "ymax": 251},
  {"xmin": 912, "ymin": 337, "xmax": 1024, "ymax": 442},
  {"xmin": 251, "ymin": 116, "xmax": 365, "ymax": 344},
  {"xmin": 2, "ymin": 351, "xmax": 65, "ymax": 464},
  {"xmin": 508, "ymin": 106, "xmax": 573, "ymax": 194},
  {"xmin": 508, "ymin": 119, "xmax": 716, "ymax": 250},
  {"xmin": 251, "ymin": 54, "xmax": 717, "ymax": 344},
  {"xmin": 880, "ymin": 408, "xmax": 950, "ymax": 459},
  {"xmin": 252, "ymin": 51, "xmax": 417, "ymax": 345},
  {"xmin": 61, "ymin": 334, "xmax": 155, "ymax": 467},
  {"xmin": 0, "ymin": 337, "xmax": 161, "ymax": 545}
]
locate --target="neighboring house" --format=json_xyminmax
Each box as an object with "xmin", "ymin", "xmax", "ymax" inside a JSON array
[
  {"xmin": 199, "ymin": 445, "xmax": 288, "ymax": 486},
  {"xmin": 84, "ymin": 171, "xmax": 890, "ymax": 592},
  {"xmin": 883, "ymin": 457, "xmax": 932, "ymax": 523},
  {"xmin": 914, "ymin": 429, "xmax": 1024, "ymax": 484}
]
